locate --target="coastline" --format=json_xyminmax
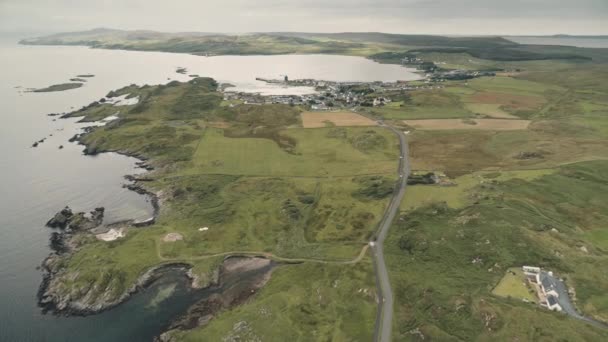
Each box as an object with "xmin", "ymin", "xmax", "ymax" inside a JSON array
[
  {"xmin": 36, "ymin": 135, "xmax": 165, "ymax": 315},
  {"xmin": 36, "ymin": 109, "xmax": 170, "ymax": 315},
  {"xmin": 35, "ymin": 113, "xmax": 276, "ymax": 339}
]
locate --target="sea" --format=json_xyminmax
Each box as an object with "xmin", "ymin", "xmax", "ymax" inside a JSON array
[{"xmin": 0, "ymin": 34, "xmax": 420, "ymax": 342}]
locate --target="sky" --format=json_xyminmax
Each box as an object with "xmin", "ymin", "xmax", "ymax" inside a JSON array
[{"xmin": 0, "ymin": 0, "xmax": 607, "ymax": 35}]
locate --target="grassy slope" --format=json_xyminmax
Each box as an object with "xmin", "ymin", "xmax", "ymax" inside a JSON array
[{"xmin": 387, "ymin": 161, "xmax": 608, "ymax": 340}]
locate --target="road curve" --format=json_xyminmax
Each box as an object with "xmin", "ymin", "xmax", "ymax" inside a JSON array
[{"xmin": 372, "ymin": 122, "xmax": 410, "ymax": 342}]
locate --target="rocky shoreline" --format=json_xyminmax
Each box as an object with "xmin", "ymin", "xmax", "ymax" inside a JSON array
[
  {"xmin": 157, "ymin": 258, "xmax": 275, "ymax": 341},
  {"xmin": 36, "ymin": 116, "xmax": 164, "ymax": 315},
  {"xmin": 38, "ymin": 259, "xmax": 193, "ymax": 316},
  {"xmin": 35, "ymin": 91, "xmax": 277, "ymax": 339},
  {"xmin": 37, "ymin": 191, "xmax": 161, "ymax": 316}
]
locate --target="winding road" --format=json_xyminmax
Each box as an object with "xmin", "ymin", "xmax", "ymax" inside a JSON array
[{"xmin": 372, "ymin": 121, "xmax": 411, "ymax": 342}]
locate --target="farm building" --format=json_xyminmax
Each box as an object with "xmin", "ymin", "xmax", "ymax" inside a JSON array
[{"xmin": 523, "ymin": 266, "xmax": 563, "ymax": 312}]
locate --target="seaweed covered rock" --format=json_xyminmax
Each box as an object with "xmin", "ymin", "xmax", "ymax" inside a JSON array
[
  {"xmin": 45, "ymin": 206, "xmax": 104, "ymax": 231},
  {"xmin": 46, "ymin": 207, "xmax": 74, "ymax": 229}
]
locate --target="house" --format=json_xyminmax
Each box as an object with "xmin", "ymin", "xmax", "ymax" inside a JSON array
[
  {"xmin": 523, "ymin": 266, "xmax": 541, "ymax": 274},
  {"xmin": 539, "ymin": 272, "xmax": 559, "ymax": 298},
  {"xmin": 546, "ymin": 294, "xmax": 563, "ymax": 311},
  {"xmin": 525, "ymin": 267, "xmax": 564, "ymax": 312}
]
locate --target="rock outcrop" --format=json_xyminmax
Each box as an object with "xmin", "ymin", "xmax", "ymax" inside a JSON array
[{"xmin": 46, "ymin": 206, "xmax": 105, "ymax": 231}]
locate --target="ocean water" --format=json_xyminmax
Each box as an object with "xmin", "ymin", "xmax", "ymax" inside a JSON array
[{"xmin": 0, "ymin": 37, "xmax": 419, "ymax": 341}]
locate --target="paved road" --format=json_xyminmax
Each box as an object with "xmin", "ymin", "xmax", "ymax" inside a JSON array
[
  {"xmin": 544, "ymin": 271, "xmax": 608, "ymax": 330},
  {"xmin": 372, "ymin": 122, "xmax": 411, "ymax": 342}
]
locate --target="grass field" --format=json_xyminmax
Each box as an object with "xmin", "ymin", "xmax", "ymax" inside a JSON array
[
  {"xmin": 464, "ymin": 103, "xmax": 518, "ymax": 118},
  {"xmin": 300, "ymin": 111, "xmax": 377, "ymax": 128},
  {"xmin": 400, "ymin": 169, "xmax": 554, "ymax": 211},
  {"xmin": 189, "ymin": 127, "xmax": 399, "ymax": 177},
  {"xmin": 368, "ymin": 89, "xmax": 476, "ymax": 120},
  {"xmin": 492, "ymin": 268, "xmax": 537, "ymax": 302}
]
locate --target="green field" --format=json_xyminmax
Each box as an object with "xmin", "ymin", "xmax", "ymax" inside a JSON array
[
  {"xmin": 401, "ymin": 169, "xmax": 555, "ymax": 211},
  {"xmin": 367, "ymin": 89, "xmax": 476, "ymax": 120},
  {"xmin": 492, "ymin": 268, "xmax": 537, "ymax": 302},
  {"xmin": 188, "ymin": 127, "xmax": 399, "ymax": 177}
]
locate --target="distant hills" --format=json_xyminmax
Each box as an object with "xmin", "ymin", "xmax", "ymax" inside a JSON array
[
  {"xmin": 506, "ymin": 34, "xmax": 608, "ymax": 39},
  {"xmin": 20, "ymin": 28, "xmax": 605, "ymax": 62}
]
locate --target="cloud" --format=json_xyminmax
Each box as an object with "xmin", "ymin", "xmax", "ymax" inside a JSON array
[{"xmin": 0, "ymin": 0, "xmax": 606, "ymax": 35}]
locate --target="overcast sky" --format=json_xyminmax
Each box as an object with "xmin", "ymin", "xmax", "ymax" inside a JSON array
[{"xmin": 1, "ymin": 0, "xmax": 607, "ymax": 35}]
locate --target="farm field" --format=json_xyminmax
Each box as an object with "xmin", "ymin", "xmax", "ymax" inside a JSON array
[
  {"xmin": 407, "ymin": 126, "xmax": 608, "ymax": 175},
  {"xmin": 403, "ymin": 118, "xmax": 531, "ymax": 130},
  {"xmin": 300, "ymin": 111, "xmax": 376, "ymax": 128}
]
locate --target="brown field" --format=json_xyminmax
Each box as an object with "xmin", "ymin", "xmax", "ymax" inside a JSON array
[
  {"xmin": 408, "ymin": 127, "xmax": 608, "ymax": 176},
  {"xmin": 469, "ymin": 91, "xmax": 546, "ymax": 110},
  {"xmin": 403, "ymin": 118, "xmax": 531, "ymax": 130},
  {"xmin": 301, "ymin": 111, "xmax": 377, "ymax": 128}
]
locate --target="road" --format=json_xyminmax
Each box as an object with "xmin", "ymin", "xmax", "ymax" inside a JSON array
[
  {"xmin": 372, "ymin": 121, "xmax": 411, "ymax": 342},
  {"xmin": 544, "ymin": 271, "xmax": 608, "ymax": 330},
  {"xmin": 156, "ymin": 238, "xmax": 371, "ymax": 265}
]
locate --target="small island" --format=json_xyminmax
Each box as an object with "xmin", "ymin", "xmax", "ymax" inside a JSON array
[{"xmin": 32, "ymin": 83, "xmax": 83, "ymax": 93}]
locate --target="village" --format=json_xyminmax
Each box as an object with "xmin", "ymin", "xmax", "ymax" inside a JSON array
[
  {"xmin": 222, "ymin": 62, "xmax": 495, "ymax": 111},
  {"xmin": 223, "ymin": 77, "xmax": 439, "ymax": 110}
]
